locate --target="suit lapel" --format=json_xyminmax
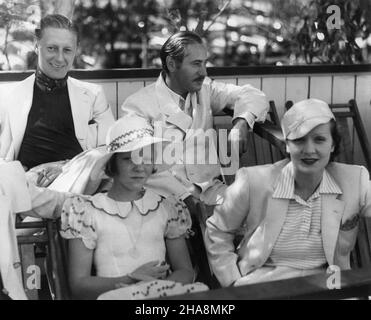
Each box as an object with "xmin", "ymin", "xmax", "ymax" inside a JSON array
[
  {"xmin": 155, "ymin": 75, "xmax": 179, "ymax": 116},
  {"xmin": 68, "ymin": 78, "xmax": 90, "ymax": 142},
  {"xmin": 8, "ymin": 75, "xmax": 35, "ymax": 157},
  {"xmin": 321, "ymin": 194, "xmax": 344, "ymax": 265},
  {"xmin": 155, "ymin": 75, "xmax": 193, "ymax": 131}
]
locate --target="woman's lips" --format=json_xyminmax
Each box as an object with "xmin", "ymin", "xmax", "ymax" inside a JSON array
[{"xmin": 301, "ymin": 159, "xmax": 318, "ymax": 165}]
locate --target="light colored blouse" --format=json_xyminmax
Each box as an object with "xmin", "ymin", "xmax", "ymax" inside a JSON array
[
  {"xmin": 267, "ymin": 162, "xmax": 342, "ymax": 269},
  {"xmin": 60, "ymin": 190, "xmax": 191, "ymax": 278}
]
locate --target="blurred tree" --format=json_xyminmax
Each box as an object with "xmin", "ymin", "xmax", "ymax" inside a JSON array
[
  {"xmin": 295, "ymin": 0, "xmax": 370, "ymax": 64},
  {"xmin": 73, "ymin": 0, "xmax": 159, "ymax": 68},
  {"xmin": 55, "ymin": 0, "xmax": 75, "ymax": 18},
  {"xmin": 0, "ymin": 0, "xmax": 38, "ymax": 70}
]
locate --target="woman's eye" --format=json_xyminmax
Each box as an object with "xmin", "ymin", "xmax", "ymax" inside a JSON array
[
  {"xmin": 292, "ymin": 138, "xmax": 304, "ymax": 144},
  {"xmin": 315, "ymin": 136, "xmax": 326, "ymax": 142}
]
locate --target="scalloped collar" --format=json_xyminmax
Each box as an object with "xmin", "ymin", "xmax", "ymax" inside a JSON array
[{"xmin": 89, "ymin": 190, "xmax": 163, "ymax": 218}]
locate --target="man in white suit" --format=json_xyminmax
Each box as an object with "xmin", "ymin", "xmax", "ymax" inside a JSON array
[
  {"xmin": 0, "ymin": 160, "xmax": 68, "ymax": 299},
  {"xmin": 0, "ymin": 14, "xmax": 114, "ymax": 187},
  {"xmin": 122, "ymin": 31, "xmax": 269, "ymax": 209}
]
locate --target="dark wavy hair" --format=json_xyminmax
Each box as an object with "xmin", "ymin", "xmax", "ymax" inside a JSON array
[
  {"xmin": 105, "ymin": 154, "xmax": 118, "ymax": 178},
  {"xmin": 35, "ymin": 14, "xmax": 78, "ymax": 42},
  {"xmin": 160, "ymin": 31, "xmax": 203, "ymax": 74},
  {"xmin": 329, "ymin": 119, "xmax": 341, "ymax": 162}
]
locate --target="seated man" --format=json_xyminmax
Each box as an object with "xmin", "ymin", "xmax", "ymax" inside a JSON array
[
  {"xmin": 0, "ymin": 160, "xmax": 69, "ymax": 300},
  {"xmin": 121, "ymin": 31, "xmax": 269, "ymax": 209},
  {"xmin": 0, "ymin": 14, "xmax": 114, "ymax": 187}
]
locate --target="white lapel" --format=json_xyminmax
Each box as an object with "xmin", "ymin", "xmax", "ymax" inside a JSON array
[
  {"xmin": 8, "ymin": 75, "xmax": 35, "ymax": 158},
  {"xmin": 321, "ymin": 194, "xmax": 345, "ymax": 265},
  {"xmin": 155, "ymin": 75, "xmax": 180, "ymax": 117},
  {"xmin": 67, "ymin": 77, "xmax": 91, "ymax": 144},
  {"xmin": 155, "ymin": 75, "xmax": 193, "ymax": 131}
]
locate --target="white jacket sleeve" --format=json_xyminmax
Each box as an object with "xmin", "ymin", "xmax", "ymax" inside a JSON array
[
  {"xmin": 205, "ymin": 168, "xmax": 251, "ymax": 286},
  {"xmin": 208, "ymin": 78, "xmax": 269, "ymax": 128}
]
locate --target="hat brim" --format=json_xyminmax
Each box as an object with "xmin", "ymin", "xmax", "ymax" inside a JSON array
[
  {"xmin": 90, "ymin": 138, "xmax": 166, "ymax": 180},
  {"xmin": 286, "ymin": 117, "xmax": 333, "ymax": 140}
]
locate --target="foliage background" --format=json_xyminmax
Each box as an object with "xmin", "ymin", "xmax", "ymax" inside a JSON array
[{"xmin": 0, "ymin": 0, "xmax": 370, "ymax": 70}]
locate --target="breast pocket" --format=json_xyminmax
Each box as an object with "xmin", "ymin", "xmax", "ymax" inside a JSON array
[{"xmin": 337, "ymin": 214, "xmax": 360, "ymax": 255}]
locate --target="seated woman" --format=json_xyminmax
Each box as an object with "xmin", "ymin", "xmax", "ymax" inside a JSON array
[
  {"xmin": 205, "ymin": 98, "xmax": 371, "ymax": 287},
  {"xmin": 60, "ymin": 115, "xmax": 207, "ymax": 299}
]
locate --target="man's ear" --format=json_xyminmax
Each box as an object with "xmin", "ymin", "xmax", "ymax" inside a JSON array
[{"xmin": 166, "ymin": 56, "xmax": 177, "ymax": 72}]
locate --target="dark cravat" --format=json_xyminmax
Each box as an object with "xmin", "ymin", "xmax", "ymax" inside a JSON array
[{"xmin": 35, "ymin": 68, "xmax": 68, "ymax": 92}]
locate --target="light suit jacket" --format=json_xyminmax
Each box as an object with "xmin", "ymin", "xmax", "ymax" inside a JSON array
[
  {"xmin": 0, "ymin": 74, "xmax": 114, "ymax": 161},
  {"xmin": 121, "ymin": 74, "xmax": 269, "ymax": 204},
  {"xmin": 0, "ymin": 161, "xmax": 68, "ymax": 300},
  {"xmin": 205, "ymin": 159, "xmax": 371, "ymax": 287}
]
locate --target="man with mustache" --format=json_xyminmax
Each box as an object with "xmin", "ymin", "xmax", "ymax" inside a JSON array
[{"xmin": 121, "ymin": 31, "xmax": 269, "ymax": 211}]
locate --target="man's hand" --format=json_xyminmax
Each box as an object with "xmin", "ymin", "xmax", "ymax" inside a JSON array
[
  {"xmin": 228, "ymin": 118, "xmax": 249, "ymax": 155},
  {"xmin": 36, "ymin": 165, "xmax": 63, "ymax": 187}
]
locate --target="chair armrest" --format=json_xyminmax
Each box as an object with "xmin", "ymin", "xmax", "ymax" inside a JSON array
[{"xmin": 253, "ymin": 121, "xmax": 286, "ymax": 154}]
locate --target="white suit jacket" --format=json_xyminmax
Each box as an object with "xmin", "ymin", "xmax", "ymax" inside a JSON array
[
  {"xmin": 0, "ymin": 161, "xmax": 68, "ymax": 299},
  {"xmin": 205, "ymin": 159, "xmax": 371, "ymax": 287},
  {"xmin": 0, "ymin": 74, "xmax": 114, "ymax": 161},
  {"xmin": 121, "ymin": 74, "xmax": 269, "ymax": 204}
]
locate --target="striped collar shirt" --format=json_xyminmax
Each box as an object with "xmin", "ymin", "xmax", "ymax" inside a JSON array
[
  {"xmin": 272, "ymin": 162, "xmax": 342, "ymax": 200},
  {"xmin": 267, "ymin": 162, "xmax": 342, "ymax": 269}
]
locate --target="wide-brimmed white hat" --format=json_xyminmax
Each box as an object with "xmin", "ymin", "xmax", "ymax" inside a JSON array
[
  {"xmin": 105, "ymin": 115, "xmax": 164, "ymax": 154},
  {"xmin": 49, "ymin": 114, "xmax": 167, "ymax": 194},
  {"xmin": 281, "ymin": 99, "xmax": 335, "ymax": 140}
]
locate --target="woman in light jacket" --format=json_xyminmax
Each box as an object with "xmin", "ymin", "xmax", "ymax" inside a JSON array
[{"xmin": 205, "ymin": 99, "xmax": 371, "ymax": 287}]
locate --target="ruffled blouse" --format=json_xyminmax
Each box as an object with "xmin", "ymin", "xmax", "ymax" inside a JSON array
[{"xmin": 60, "ymin": 190, "xmax": 191, "ymax": 278}]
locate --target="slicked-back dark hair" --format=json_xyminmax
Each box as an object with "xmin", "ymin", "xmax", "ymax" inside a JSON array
[
  {"xmin": 35, "ymin": 14, "xmax": 78, "ymax": 42},
  {"xmin": 160, "ymin": 31, "xmax": 203, "ymax": 74}
]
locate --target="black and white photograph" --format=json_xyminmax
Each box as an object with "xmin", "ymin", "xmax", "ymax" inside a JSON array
[{"xmin": 0, "ymin": 0, "xmax": 370, "ymax": 306}]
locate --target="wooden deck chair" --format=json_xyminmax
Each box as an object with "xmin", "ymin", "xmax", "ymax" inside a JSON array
[{"xmin": 16, "ymin": 218, "xmax": 64, "ymax": 300}]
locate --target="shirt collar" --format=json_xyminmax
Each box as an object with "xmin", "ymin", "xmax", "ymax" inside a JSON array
[
  {"xmin": 273, "ymin": 162, "xmax": 342, "ymax": 199},
  {"xmin": 90, "ymin": 190, "xmax": 163, "ymax": 218},
  {"xmin": 160, "ymin": 72, "xmax": 187, "ymax": 107}
]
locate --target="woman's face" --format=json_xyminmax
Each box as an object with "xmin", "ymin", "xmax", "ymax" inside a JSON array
[
  {"xmin": 286, "ymin": 122, "xmax": 334, "ymax": 177},
  {"xmin": 114, "ymin": 150, "xmax": 154, "ymax": 192}
]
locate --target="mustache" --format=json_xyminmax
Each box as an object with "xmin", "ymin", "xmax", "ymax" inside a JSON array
[{"xmin": 194, "ymin": 76, "xmax": 205, "ymax": 82}]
